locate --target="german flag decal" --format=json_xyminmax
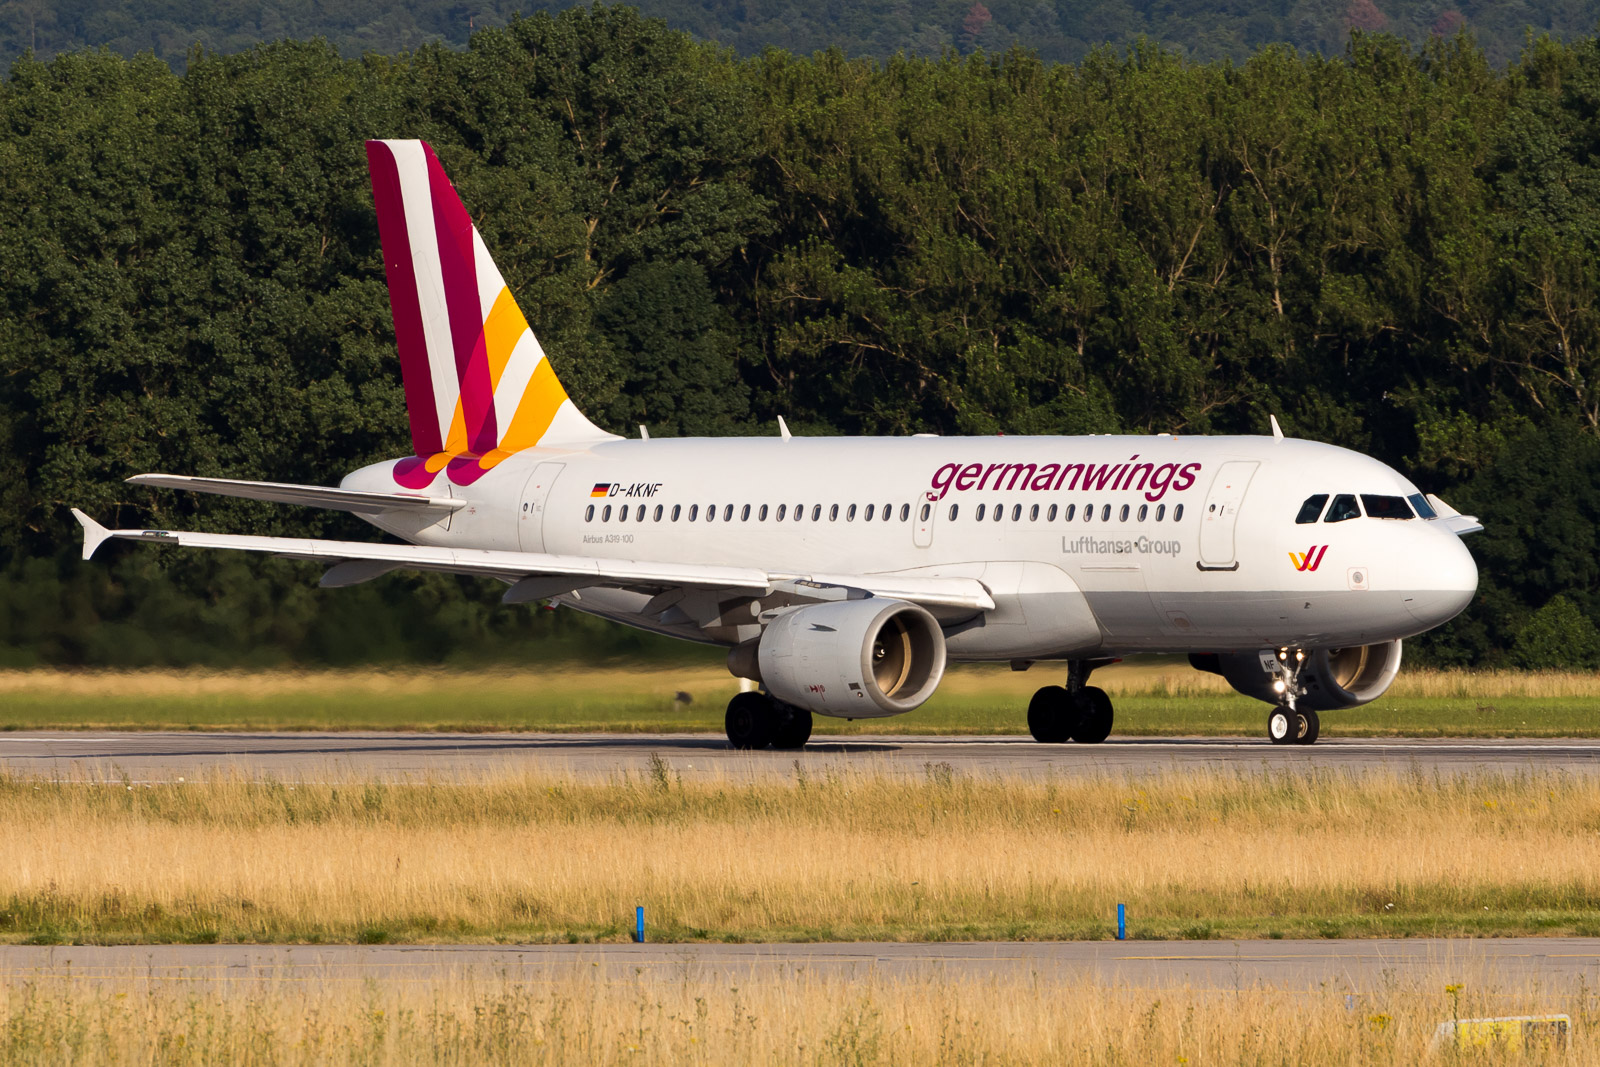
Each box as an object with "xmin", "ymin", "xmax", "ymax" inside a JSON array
[{"xmin": 590, "ymin": 483, "xmax": 611, "ymax": 498}]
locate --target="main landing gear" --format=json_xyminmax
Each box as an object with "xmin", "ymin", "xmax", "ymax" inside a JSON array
[
  {"xmin": 725, "ymin": 691, "xmax": 813, "ymax": 750},
  {"xmin": 1027, "ymin": 661, "xmax": 1114, "ymax": 744},
  {"xmin": 1266, "ymin": 647, "xmax": 1320, "ymax": 745}
]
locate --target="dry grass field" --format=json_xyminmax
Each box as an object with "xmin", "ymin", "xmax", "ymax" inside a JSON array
[
  {"xmin": 0, "ymin": 662, "xmax": 1597, "ymax": 734},
  {"xmin": 2, "ymin": 766, "xmax": 1600, "ymax": 945},
  {"xmin": 0, "ymin": 969, "xmax": 1586, "ymax": 1065}
]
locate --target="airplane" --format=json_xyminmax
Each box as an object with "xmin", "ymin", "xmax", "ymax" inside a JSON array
[{"xmin": 72, "ymin": 139, "xmax": 1482, "ymax": 748}]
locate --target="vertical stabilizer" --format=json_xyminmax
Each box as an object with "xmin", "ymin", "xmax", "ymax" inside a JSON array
[{"xmin": 365, "ymin": 139, "xmax": 615, "ymax": 488}]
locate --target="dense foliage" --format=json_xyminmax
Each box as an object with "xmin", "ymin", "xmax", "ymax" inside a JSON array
[
  {"xmin": 2, "ymin": 0, "xmax": 1596, "ymax": 71},
  {"xmin": 0, "ymin": 7, "xmax": 1597, "ymax": 667}
]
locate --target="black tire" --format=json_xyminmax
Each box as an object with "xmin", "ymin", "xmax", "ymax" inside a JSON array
[
  {"xmin": 726, "ymin": 691, "xmax": 774, "ymax": 749},
  {"xmin": 1267, "ymin": 708, "xmax": 1295, "ymax": 744},
  {"xmin": 1294, "ymin": 709, "xmax": 1320, "ymax": 745},
  {"xmin": 770, "ymin": 702, "xmax": 813, "ymax": 749},
  {"xmin": 1027, "ymin": 685, "xmax": 1073, "ymax": 743},
  {"xmin": 1070, "ymin": 686, "xmax": 1114, "ymax": 744}
]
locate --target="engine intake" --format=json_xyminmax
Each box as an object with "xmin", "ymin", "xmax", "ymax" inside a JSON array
[
  {"xmin": 1191, "ymin": 640, "xmax": 1403, "ymax": 711},
  {"xmin": 745, "ymin": 599, "xmax": 946, "ymax": 718}
]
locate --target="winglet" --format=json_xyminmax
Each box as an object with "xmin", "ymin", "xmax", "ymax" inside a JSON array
[
  {"xmin": 1269, "ymin": 414, "xmax": 1284, "ymax": 442},
  {"xmin": 71, "ymin": 508, "xmax": 114, "ymax": 561}
]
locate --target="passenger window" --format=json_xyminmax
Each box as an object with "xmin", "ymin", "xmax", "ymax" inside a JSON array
[
  {"xmin": 847, "ymin": 504, "xmax": 857, "ymax": 521},
  {"xmin": 948, "ymin": 504, "xmax": 959, "ymax": 520},
  {"xmin": 758, "ymin": 504, "xmax": 768, "ymax": 521},
  {"xmin": 883, "ymin": 503, "xmax": 892, "ymax": 521},
  {"xmin": 741, "ymin": 504, "xmax": 751, "ymax": 521},
  {"xmin": 1295, "ymin": 494, "xmax": 1329, "ymax": 524},
  {"xmin": 1408, "ymin": 493, "xmax": 1437, "ymax": 519},
  {"xmin": 976, "ymin": 504, "xmax": 987, "ymax": 521},
  {"xmin": 1064, "ymin": 504, "xmax": 1076, "ymax": 521},
  {"xmin": 688, "ymin": 505, "xmax": 698, "ymax": 521},
  {"xmin": 994, "ymin": 504, "xmax": 1004, "ymax": 522},
  {"xmin": 706, "ymin": 504, "xmax": 716, "ymax": 522},
  {"xmin": 724, "ymin": 504, "xmax": 734, "ymax": 522},
  {"xmin": 864, "ymin": 504, "xmax": 874, "ymax": 521},
  {"xmin": 1174, "ymin": 504, "xmax": 1184, "ymax": 522},
  {"xmin": 585, "ymin": 505, "xmax": 595, "ymax": 522},
  {"xmin": 1155, "ymin": 504, "xmax": 1165, "ymax": 521},
  {"xmin": 829, "ymin": 504, "xmax": 839, "ymax": 521},
  {"xmin": 1011, "ymin": 504, "xmax": 1022, "ymax": 521},
  {"xmin": 1119, "ymin": 504, "xmax": 1129, "ymax": 522},
  {"xmin": 1362, "ymin": 495, "xmax": 1413, "ymax": 520},
  {"xmin": 776, "ymin": 504, "xmax": 785, "ymax": 521},
  {"xmin": 1324, "ymin": 494, "xmax": 1360, "ymax": 522},
  {"xmin": 672, "ymin": 505, "xmax": 681, "ymax": 521},
  {"xmin": 618, "ymin": 505, "xmax": 629, "ymax": 521},
  {"xmin": 1085, "ymin": 504, "xmax": 1094, "ymax": 522},
  {"xmin": 1101, "ymin": 504, "xmax": 1111, "ymax": 522},
  {"xmin": 812, "ymin": 505, "xmax": 821, "ymax": 521},
  {"xmin": 602, "ymin": 505, "xmax": 612, "ymax": 522},
  {"xmin": 638, "ymin": 507, "xmax": 646, "ymax": 522},
  {"xmin": 902, "ymin": 504, "xmax": 912, "ymax": 521},
  {"xmin": 1137, "ymin": 504, "xmax": 1148, "ymax": 521},
  {"xmin": 653, "ymin": 505, "xmax": 663, "ymax": 521},
  {"xmin": 1047, "ymin": 504, "xmax": 1057, "ymax": 521}
]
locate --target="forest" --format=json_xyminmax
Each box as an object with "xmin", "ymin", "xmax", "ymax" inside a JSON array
[
  {"xmin": 1, "ymin": 0, "xmax": 1595, "ymax": 72},
  {"xmin": 0, "ymin": 5, "xmax": 1596, "ymax": 668}
]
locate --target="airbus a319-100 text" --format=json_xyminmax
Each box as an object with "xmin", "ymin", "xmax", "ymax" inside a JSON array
[{"xmin": 73, "ymin": 140, "xmax": 1483, "ymax": 747}]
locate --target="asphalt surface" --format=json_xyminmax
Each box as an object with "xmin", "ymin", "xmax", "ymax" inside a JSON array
[
  {"xmin": 0, "ymin": 732, "xmax": 1598, "ymax": 780},
  {"xmin": 3, "ymin": 939, "xmax": 1598, "ymax": 993}
]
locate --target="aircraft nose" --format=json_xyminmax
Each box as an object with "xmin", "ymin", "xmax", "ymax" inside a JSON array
[{"xmin": 1403, "ymin": 531, "xmax": 1478, "ymax": 627}]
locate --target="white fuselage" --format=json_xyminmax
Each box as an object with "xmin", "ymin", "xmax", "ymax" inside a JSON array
[{"xmin": 342, "ymin": 433, "xmax": 1478, "ymax": 659}]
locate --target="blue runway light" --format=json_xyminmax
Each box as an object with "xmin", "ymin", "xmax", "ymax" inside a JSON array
[
  {"xmin": 1117, "ymin": 903, "xmax": 1126, "ymax": 941},
  {"xmin": 635, "ymin": 906, "xmax": 645, "ymax": 943}
]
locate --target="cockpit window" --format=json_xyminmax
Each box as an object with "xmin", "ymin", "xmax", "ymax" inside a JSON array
[
  {"xmin": 1295, "ymin": 494, "xmax": 1329, "ymax": 524},
  {"xmin": 1408, "ymin": 493, "xmax": 1437, "ymax": 519},
  {"xmin": 1324, "ymin": 494, "xmax": 1360, "ymax": 522},
  {"xmin": 1361, "ymin": 494, "xmax": 1413, "ymax": 520}
]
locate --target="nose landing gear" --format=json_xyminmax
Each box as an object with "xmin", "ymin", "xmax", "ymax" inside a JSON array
[
  {"xmin": 1267, "ymin": 647, "xmax": 1320, "ymax": 745},
  {"xmin": 1027, "ymin": 660, "xmax": 1115, "ymax": 744}
]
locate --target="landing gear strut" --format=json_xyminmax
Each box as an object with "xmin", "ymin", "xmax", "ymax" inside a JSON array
[
  {"xmin": 725, "ymin": 691, "xmax": 812, "ymax": 750},
  {"xmin": 1267, "ymin": 647, "xmax": 1320, "ymax": 745},
  {"xmin": 1027, "ymin": 660, "xmax": 1114, "ymax": 744}
]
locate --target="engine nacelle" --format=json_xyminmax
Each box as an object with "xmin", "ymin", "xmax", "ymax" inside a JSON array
[
  {"xmin": 1191, "ymin": 640, "xmax": 1403, "ymax": 711},
  {"xmin": 749, "ymin": 599, "xmax": 946, "ymax": 718}
]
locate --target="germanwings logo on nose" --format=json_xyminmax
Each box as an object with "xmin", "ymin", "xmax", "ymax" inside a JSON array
[{"xmin": 1289, "ymin": 546, "xmax": 1328, "ymax": 572}]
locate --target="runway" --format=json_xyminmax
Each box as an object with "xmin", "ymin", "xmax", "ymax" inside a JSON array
[
  {"xmin": 3, "ymin": 939, "xmax": 1598, "ymax": 993},
  {"xmin": 1, "ymin": 731, "xmax": 1598, "ymax": 780}
]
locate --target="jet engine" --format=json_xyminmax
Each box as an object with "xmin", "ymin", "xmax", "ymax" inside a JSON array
[
  {"xmin": 1190, "ymin": 640, "xmax": 1403, "ymax": 711},
  {"xmin": 744, "ymin": 599, "xmax": 947, "ymax": 718}
]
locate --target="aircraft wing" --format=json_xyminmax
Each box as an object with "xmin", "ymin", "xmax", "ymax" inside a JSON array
[
  {"xmin": 126, "ymin": 474, "xmax": 464, "ymax": 515},
  {"xmin": 69, "ymin": 511, "xmax": 996, "ymax": 614}
]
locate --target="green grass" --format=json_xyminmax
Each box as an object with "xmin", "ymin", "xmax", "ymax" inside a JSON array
[{"xmin": 0, "ymin": 662, "xmax": 1596, "ymax": 735}]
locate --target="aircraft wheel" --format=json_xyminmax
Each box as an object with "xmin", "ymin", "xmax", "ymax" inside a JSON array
[
  {"xmin": 1293, "ymin": 709, "xmax": 1320, "ymax": 745},
  {"xmin": 726, "ymin": 691, "xmax": 775, "ymax": 749},
  {"xmin": 1027, "ymin": 685, "xmax": 1074, "ymax": 743},
  {"xmin": 1070, "ymin": 686, "xmax": 1114, "ymax": 744},
  {"xmin": 1267, "ymin": 708, "xmax": 1295, "ymax": 744},
  {"xmin": 770, "ymin": 702, "xmax": 813, "ymax": 749}
]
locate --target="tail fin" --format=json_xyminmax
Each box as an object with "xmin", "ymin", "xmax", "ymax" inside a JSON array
[{"xmin": 365, "ymin": 139, "xmax": 614, "ymax": 488}]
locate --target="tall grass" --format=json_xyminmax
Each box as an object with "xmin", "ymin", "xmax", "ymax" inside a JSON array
[
  {"xmin": 0, "ymin": 970, "xmax": 1584, "ymax": 1065},
  {"xmin": 1, "ymin": 663, "xmax": 1598, "ymax": 734},
  {"xmin": 3, "ymin": 767, "xmax": 1600, "ymax": 943}
]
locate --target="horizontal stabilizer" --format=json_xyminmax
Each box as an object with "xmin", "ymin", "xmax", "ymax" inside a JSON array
[{"xmin": 128, "ymin": 474, "xmax": 464, "ymax": 515}]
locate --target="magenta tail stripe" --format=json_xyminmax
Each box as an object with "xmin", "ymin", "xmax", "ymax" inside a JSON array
[
  {"xmin": 366, "ymin": 142, "xmax": 444, "ymax": 457},
  {"xmin": 426, "ymin": 148, "xmax": 497, "ymax": 454}
]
